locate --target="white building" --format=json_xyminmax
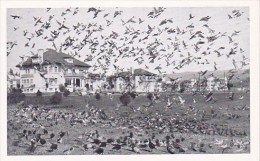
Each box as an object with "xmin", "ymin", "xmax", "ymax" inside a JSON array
[
  {"xmin": 206, "ymin": 76, "xmax": 228, "ymax": 91},
  {"xmin": 85, "ymin": 73, "xmax": 107, "ymax": 93},
  {"xmin": 134, "ymin": 68, "xmax": 162, "ymax": 93},
  {"xmin": 111, "ymin": 68, "xmax": 162, "ymax": 93},
  {"xmin": 7, "ymin": 74, "xmax": 20, "ymax": 92},
  {"xmin": 16, "ymin": 49, "xmax": 91, "ymax": 93}
]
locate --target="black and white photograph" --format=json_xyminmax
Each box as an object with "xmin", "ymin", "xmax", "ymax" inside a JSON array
[{"xmin": 1, "ymin": 0, "xmax": 259, "ymax": 160}]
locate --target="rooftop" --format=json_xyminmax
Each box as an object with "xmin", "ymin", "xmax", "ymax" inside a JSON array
[
  {"xmin": 16, "ymin": 49, "xmax": 91, "ymax": 68},
  {"xmin": 134, "ymin": 68, "xmax": 156, "ymax": 76},
  {"xmin": 42, "ymin": 49, "xmax": 91, "ymax": 68}
]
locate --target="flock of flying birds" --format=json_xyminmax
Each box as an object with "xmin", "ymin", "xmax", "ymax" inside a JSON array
[{"xmin": 8, "ymin": 7, "xmax": 249, "ymax": 75}]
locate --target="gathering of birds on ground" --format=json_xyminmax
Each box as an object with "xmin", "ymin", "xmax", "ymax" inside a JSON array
[
  {"xmin": 8, "ymin": 90, "xmax": 250, "ymax": 155},
  {"xmin": 7, "ymin": 7, "xmax": 250, "ymax": 155}
]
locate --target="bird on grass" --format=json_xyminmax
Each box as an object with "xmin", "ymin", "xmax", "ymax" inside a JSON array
[
  {"xmin": 26, "ymin": 140, "xmax": 37, "ymax": 153},
  {"xmin": 46, "ymin": 143, "xmax": 58, "ymax": 152},
  {"xmin": 94, "ymin": 147, "xmax": 104, "ymax": 154},
  {"xmin": 166, "ymin": 142, "xmax": 175, "ymax": 154},
  {"xmin": 131, "ymin": 144, "xmax": 141, "ymax": 154},
  {"xmin": 49, "ymin": 133, "xmax": 55, "ymax": 139},
  {"xmin": 148, "ymin": 138, "xmax": 156, "ymax": 151}
]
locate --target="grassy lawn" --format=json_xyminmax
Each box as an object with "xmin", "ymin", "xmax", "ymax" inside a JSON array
[{"xmin": 7, "ymin": 92, "xmax": 250, "ymax": 155}]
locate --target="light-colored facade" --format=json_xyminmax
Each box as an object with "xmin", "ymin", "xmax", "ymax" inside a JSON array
[
  {"xmin": 206, "ymin": 76, "xmax": 228, "ymax": 91},
  {"xmin": 16, "ymin": 49, "xmax": 91, "ymax": 93},
  {"xmin": 7, "ymin": 75, "xmax": 20, "ymax": 92},
  {"xmin": 134, "ymin": 75, "xmax": 162, "ymax": 93},
  {"xmin": 85, "ymin": 73, "xmax": 107, "ymax": 93},
  {"xmin": 112, "ymin": 68, "xmax": 162, "ymax": 93}
]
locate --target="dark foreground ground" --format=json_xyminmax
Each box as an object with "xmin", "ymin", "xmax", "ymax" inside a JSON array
[{"xmin": 7, "ymin": 92, "xmax": 250, "ymax": 155}]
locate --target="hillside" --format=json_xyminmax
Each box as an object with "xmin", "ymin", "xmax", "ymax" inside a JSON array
[{"xmin": 165, "ymin": 69, "xmax": 250, "ymax": 82}]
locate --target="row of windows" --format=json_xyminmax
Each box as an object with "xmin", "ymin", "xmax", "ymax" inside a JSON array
[
  {"xmin": 22, "ymin": 79, "xmax": 33, "ymax": 86},
  {"xmin": 23, "ymin": 88, "xmax": 33, "ymax": 92},
  {"xmin": 44, "ymin": 66, "xmax": 61, "ymax": 73},
  {"xmin": 24, "ymin": 67, "xmax": 86, "ymax": 75},
  {"xmin": 64, "ymin": 69, "xmax": 85, "ymax": 74},
  {"xmin": 24, "ymin": 69, "xmax": 37, "ymax": 74},
  {"xmin": 47, "ymin": 88, "xmax": 58, "ymax": 92}
]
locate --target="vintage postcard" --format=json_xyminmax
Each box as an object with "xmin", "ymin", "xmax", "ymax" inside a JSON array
[{"xmin": 0, "ymin": 0, "xmax": 259, "ymax": 161}]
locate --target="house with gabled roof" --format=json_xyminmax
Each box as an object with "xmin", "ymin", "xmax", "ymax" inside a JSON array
[
  {"xmin": 133, "ymin": 68, "xmax": 162, "ymax": 93},
  {"xmin": 16, "ymin": 49, "xmax": 91, "ymax": 93},
  {"xmin": 111, "ymin": 68, "xmax": 162, "ymax": 93}
]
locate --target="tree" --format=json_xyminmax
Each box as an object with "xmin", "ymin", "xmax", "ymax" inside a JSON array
[
  {"xmin": 119, "ymin": 93, "xmax": 131, "ymax": 106},
  {"xmin": 227, "ymin": 82, "xmax": 233, "ymax": 91},
  {"xmin": 63, "ymin": 89, "xmax": 70, "ymax": 97},
  {"xmin": 59, "ymin": 84, "xmax": 66, "ymax": 92},
  {"xmin": 50, "ymin": 92, "xmax": 62, "ymax": 104},
  {"xmin": 36, "ymin": 90, "xmax": 42, "ymax": 96}
]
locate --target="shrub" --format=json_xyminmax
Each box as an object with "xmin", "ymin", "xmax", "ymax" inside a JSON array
[
  {"xmin": 36, "ymin": 90, "xmax": 42, "ymax": 96},
  {"xmin": 50, "ymin": 92, "xmax": 62, "ymax": 104},
  {"xmin": 227, "ymin": 82, "xmax": 233, "ymax": 90},
  {"xmin": 7, "ymin": 88, "xmax": 26, "ymax": 104},
  {"xmin": 63, "ymin": 89, "xmax": 70, "ymax": 97},
  {"xmin": 95, "ymin": 93, "xmax": 101, "ymax": 100},
  {"xmin": 59, "ymin": 84, "xmax": 66, "ymax": 92},
  {"xmin": 119, "ymin": 93, "xmax": 131, "ymax": 106},
  {"xmin": 128, "ymin": 91, "xmax": 137, "ymax": 99},
  {"xmin": 147, "ymin": 92, "xmax": 153, "ymax": 101}
]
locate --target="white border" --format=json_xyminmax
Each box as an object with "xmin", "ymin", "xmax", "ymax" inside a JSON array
[{"xmin": 0, "ymin": 1, "xmax": 259, "ymax": 161}]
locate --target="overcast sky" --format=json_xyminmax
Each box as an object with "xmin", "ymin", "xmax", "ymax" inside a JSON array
[{"xmin": 7, "ymin": 7, "xmax": 249, "ymax": 75}]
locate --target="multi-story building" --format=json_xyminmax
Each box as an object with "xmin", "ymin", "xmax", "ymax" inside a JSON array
[
  {"xmin": 16, "ymin": 49, "xmax": 91, "ymax": 93},
  {"xmin": 110, "ymin": 68, "xmax": 162, "ymax": 93},
  {"xmin": 134, "ymin": 68, "xmax": 162, "ymax": 93},
  {"xmin": 206, "ymin": 76, "xmax": 228, "ymax": 91}
]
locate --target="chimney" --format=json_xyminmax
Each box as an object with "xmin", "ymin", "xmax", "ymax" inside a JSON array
[
  {"xmin": 37, "ymin": 49, "xmax": 44, "ymax": 63},
  {"xmin": 130, "ymin": 67, "xmax": 134, "ymax": 75}
]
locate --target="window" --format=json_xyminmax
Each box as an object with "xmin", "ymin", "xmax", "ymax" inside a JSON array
[
  {"xmin": 65, "ymin": 78, "xmax": 72, "ymax": 85},
  {"xmin": 30, "ymin": 89, "xmax": 33, "ymax": 92},
  {"xmin": 34, "ymin": 69, "xmax": 36, "ymax": 73},
  {"xmin": 49, "ymin": 66, "xmax": 52, "ymax": 73},
  {"xmin": 54, "ymin": 67, "xmax": 58, "ymax": 73},
  {"xmin": 30, "ymin": 79, "xmax": 33, "ymax": 85},
  {"xmin": 54, "ymin": 78, "xmax": 57, "ymax": 84},
  {"xmin": 25, "ymin": 69, "xmax": 30, "ymax": 74},
  {"xmin": 58, "ymin": 67, "xmax": 61, "ymax": 72},
  {"xmin": 44, "ymin": 66, "xmax": 47, "ymax": 71},
  {"xmin": 49, "ymin": 88, "xmax": 53, "ymax": 91},
  {"xmin": 49, "ymin": 78, "xmax": 53, "ymax": 85}
]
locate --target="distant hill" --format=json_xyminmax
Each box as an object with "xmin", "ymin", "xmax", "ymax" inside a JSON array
[{"xmin": 165, "ymin": 69, "xmax": 250, "ymax": 82}]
